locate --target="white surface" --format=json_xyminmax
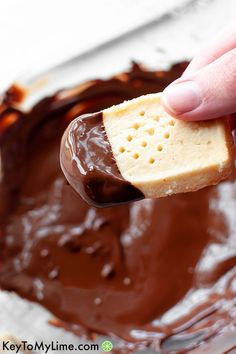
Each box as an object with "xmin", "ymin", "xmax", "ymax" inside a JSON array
[
  {"xmin": 0, "ymin": 0, "xmax": 191, "ymax": 91},
  {"xmin": 1, "ymin": 0, "xmax": 236, "ymax": 353},
  {"xmin": 16, "ymin": 0, "xmax": 236, "ymax": 111}
]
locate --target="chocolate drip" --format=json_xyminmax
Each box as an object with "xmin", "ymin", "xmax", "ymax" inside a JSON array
[
  {"xmin": 0, "ymin": 63, "xmax": 236, "ymax": 353},
  {"xmin": 60, "ymin": 111, "xmax": 144, "ymax": 207}
]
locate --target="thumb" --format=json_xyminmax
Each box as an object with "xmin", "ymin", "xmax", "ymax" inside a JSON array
[{"xmin": 162, "ymin": 48, "xmax": 236, "ymax": 121}]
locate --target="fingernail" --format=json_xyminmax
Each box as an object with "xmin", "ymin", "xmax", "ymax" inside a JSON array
[{"xmin": 163, "ymin": 81, "xmax": 202, "ymax": 115}]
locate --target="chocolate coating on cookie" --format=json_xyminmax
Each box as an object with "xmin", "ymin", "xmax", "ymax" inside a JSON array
[{"xmin": 60, "ymin": 112, "xmax": 143, "ymax": 207}]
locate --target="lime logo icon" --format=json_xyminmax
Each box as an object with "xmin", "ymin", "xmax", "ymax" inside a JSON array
[{"xmin": 101, "ymin": 340, "xmax": 113, "ymax": 352}]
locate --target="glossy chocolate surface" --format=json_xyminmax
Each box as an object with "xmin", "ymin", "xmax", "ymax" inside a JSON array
[
  {"xmin": 60, "ymin": 112, "xmax": 144, "ymax": 207},
  {"xmin": 0, "ymin": 63, "xmax": 236, "ymax": 353}
]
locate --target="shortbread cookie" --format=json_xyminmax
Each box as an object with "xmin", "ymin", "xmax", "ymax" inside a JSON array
[
  {"xmin": 103, "ymin": 93, "xmax": 234, "ymax": 198},
  {"xmin": 60, "ymin": 93, "xmax": 234, "ymax": 207}
]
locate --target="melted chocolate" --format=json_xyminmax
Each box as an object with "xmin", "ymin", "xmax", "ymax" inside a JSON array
[
  {"xmin": 0, "ymin": 63, "xmax": 236, "ymax": 353},
  {"xmin": 60, "ymin": 111, "xmax": 144, "ymax": 207}
]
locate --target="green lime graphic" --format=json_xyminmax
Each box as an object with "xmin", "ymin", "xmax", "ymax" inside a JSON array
[{"xmin": 101, "ymin": 340, "xmax": 113, "ymax": 352}]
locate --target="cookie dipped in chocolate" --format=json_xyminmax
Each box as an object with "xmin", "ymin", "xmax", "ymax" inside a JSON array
[
  {"xmin": 60, "ymin": 111, "xmax": 144, "ymax": 207},
  {"xmin": 1, "ymin": 63, "xmax": 236, "ymax": 354}
]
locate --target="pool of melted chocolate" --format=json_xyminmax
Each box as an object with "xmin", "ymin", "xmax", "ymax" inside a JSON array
[{"xmin": 0, "ymin": 63, "xmax": 236, "ymax": 353}]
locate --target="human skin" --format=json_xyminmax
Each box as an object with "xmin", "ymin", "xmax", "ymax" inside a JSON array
[{"xmin": 162, "ymin": 25, "xmax": 236, "ymax": 123}]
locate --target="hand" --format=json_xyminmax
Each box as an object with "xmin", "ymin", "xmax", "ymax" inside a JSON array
[{"xmin": 162, "ymin": 25, "xmax": 236, "ymax": 122}]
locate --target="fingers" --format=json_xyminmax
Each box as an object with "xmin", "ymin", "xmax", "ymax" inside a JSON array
[
  {"xmin": 183, "ymin": 24, "xmax": 236, "ymax": 76},
  {"xmin": 162, "ymin": 48, "xmax": 236, "ymax": 121}
]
